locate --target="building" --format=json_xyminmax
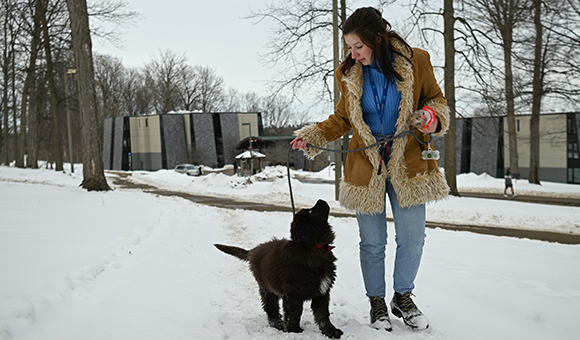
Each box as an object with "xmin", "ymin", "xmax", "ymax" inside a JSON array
[
  {"xmin": 432, "ymin": 112, "xmax": 580, "ymax": 184},
  {"xmin": 103, "ymin": 112, "xmax": 263, "ymax": 171}
]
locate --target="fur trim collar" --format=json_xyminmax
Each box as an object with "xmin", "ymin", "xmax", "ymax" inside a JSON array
[{"xmin": 340, "ymin": 39, "xmax": 415, "ymax": 163}]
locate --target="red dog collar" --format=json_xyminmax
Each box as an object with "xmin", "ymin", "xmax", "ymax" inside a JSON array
[{"xmin": 313, "ymin": 244, "xmax": 335, "ymax": 253}]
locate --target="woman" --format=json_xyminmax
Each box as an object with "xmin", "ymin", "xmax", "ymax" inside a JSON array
[{"xmin": 291, "ymin": 7, "xmax": 449, "ymax": 331}]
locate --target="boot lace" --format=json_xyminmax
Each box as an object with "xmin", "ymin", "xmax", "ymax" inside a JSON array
[
  {"xmin": 398, "ymin": 292, "xmax": 419, "ymax": 312},
  {"xmin": 370, "ymin": 296, "xmax": 388, "ymax": 321}
]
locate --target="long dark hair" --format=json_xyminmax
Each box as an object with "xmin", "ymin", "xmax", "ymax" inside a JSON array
[{"xmin": 341, "ymin": 7, "xmax": 413, "ymax": 81}]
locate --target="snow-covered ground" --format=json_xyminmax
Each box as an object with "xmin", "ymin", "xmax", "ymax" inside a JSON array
[
  {"xmin": 1, "ymin": 164, "xmax": 579, "ymax": 340},
  {"xmin": 127, "ymin": 165, "xmax": 580, "ymax": 236}
]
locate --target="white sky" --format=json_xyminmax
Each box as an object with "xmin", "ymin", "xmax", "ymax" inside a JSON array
[{"xmin": 91, "ymin": 0, "xmax": 409, "ymax": 98}]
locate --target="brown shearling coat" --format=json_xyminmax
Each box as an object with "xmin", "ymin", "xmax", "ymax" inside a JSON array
[{"xmin": 296, "ymin": 40, "xmax": 450, "ymax": 213}]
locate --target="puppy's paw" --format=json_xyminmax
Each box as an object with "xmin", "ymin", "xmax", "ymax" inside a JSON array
[
  {"xmin": 285, "ymin": 325, "xmax": 304, "ymax": 333},
  {"xmin": 268, "ymin": 318, "xmax": 285, "ymax": 331},
  {"xmin": 322, "ymin": 326, "xmax": 343, "ymax": 339}
]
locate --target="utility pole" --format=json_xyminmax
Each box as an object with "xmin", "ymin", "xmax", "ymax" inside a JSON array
[
  {"xmin": 242, "ymin": 122, "xmax": 253, "ymax": 174},
  {"xmin": 443, "ymin": 0, "xmax": 459, "ymax": 195},
  {"xmin": 332, "ymin": 0, "xmax": 342, "ymax": 200},
  {"xmin": 65, "ymin": 68, "xmax": 76, "ymax": 173}
]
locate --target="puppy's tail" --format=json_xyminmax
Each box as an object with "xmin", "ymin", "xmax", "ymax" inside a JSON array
[{"xmin": 214, "ymin": 244, "xmax": 249, "ymax": 261}]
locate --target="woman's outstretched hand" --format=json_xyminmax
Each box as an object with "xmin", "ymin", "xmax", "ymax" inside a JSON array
[
  {"xmin": 417, "ymin": 115, "xmax": 438, "ymax": 134},
  {"xmin": 290, "ymin": 136, "xmax": 309, "ymax": 151},
  {"xmin": 414, "ymin": 107, "xmax": 438, "ymax": 134}
]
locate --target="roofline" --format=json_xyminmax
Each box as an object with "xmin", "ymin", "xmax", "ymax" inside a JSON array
[{"xmin": 463, "ymin": 111, "xmax": 580, "ymax": 119}]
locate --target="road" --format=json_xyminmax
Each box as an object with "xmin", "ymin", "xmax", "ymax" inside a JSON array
[{"xmin": 110, "ymin": 172, "xmax": 580, "ymax": 245}]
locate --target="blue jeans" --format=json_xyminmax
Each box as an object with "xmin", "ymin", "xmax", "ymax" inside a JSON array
[{"xmin": 356, "ymin": 180, "xmax": 426, "ymax": 298}]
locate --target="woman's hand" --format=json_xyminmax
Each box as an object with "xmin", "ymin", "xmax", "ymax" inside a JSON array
[
  {"xmin": 290, "ymin": 136, "xmax": 309, "ymax": 151},
  {"xmin": 417, "ymin": 115, "xmax": 438, "ymax": 134},
  {"xmin": 414, "ymin": 108, "xmax": 438, "ymax": 134}
]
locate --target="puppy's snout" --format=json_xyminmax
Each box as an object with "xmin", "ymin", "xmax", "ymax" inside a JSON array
[{"xmin": 313, "ymin": 199, "xmax": 330, "ymax": 216}]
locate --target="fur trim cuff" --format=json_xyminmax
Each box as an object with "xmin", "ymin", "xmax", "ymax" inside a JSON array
[
  {"xmin": 424, "ymin": 100, "xmax": 450, "ymax": 137},
  {"xmin": 295, "ymin": 124, "xmax": 328, "ymax": 160}
]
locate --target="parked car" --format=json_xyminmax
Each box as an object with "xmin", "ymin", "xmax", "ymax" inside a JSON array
[{"xmin": 174, "ymin": 164, "xmax": 203, "ymax": 176}]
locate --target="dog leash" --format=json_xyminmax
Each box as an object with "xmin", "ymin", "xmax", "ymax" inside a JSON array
[{"xmin": 286, "ymin": 128, "xmax": 431, "ymax": 215}]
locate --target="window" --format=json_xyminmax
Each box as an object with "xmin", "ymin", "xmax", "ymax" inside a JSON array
[
  {"xmin": 568, "ymin": 168, "xmax": 580, "ymax": 184},
  {"xmin": 568, "ymin": 142, "xmax": 579, "ymax": 159},
  {"xmin": 568, "ymin": 115, "xmax": 578, "ymax": 134}
]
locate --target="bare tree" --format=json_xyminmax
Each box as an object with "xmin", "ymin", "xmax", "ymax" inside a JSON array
[
  {"xmin": 443, "ymin": 0, "xmax": 459, "ymax": 195},
  {"xmin": 195, "ymin": 65, "xmax": 224, "ymax": 112},
  {"xmin": 0, "ymin": 0, "xmax": 16, "ymax": 166},
  {"xmin": 145, "ymin": 50, "xmax": 187, "ymax": 114},
  {"xmin": 463, "ymin": 0, "xmax": 530, "ymax": 178},
  {"xmin": 40, "ymin": 0, "xmax": 64, "ymax": 171},
  {"xmin": 223, "ymin": 87, "xmax": 240, "ymax": 112},
  {"xmin": 119, "ymin": 66, "xmax": 150, "ymax": 116},
  {"xmin": 16, "ymin": 0, "xmax": 43, "ymax": 168},
  {"xmin": 525, "ymin": 0, "xmax": 580, "ymax": 183},
  {"xmin": 239, "ymin": 91, "xmax": 262, "ymax": 113},
  {"xmin": 94, "ymin": 53, "xmax": 124, "ymax": 118},
  {"xmin": 263, "ymin": 94, "xmax": 293, "ymax": 131},
  {"xmin": 87, "ymin": 0, "xmax": 138, "ymax": 46},
  {"xmin": 409, "ymin": 0, "xmax": 461, "ymax": 195},
  {"xmin": 177, "ymin": 64, "xmax": 200, "ymax": 111},
  {"xmin": 65, "ymin": 0, "xmax": 110, "ymax": 190},
  {"xmin": 528, "ymin": 0, "xmax": 544, "ymax": 184},
  {"xmin": 248, "ymin": 0, "xmax": 335, "ymax": 102}
]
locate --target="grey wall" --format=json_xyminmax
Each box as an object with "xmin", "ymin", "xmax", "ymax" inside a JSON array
[
  {"xmin": 471, "ymin": 117, "xmax": 500, "ymax": 176},
  {"xmin": 161, "ymin": 114, "xmax": 188, "ymax": 169},
  {"xmin": 433, "ymin": 119, "xmax": 463, "ymax": 173},
  {"xmin": 576, "ymin": 113, "xmax": 580, "ymax": 145},
  {"xmin": 192, "ymin": 114, "xmax": 218, "ymax": 167},
  {"xmin": 103, "ymin": 118, "xmax": 113, "ymax": 170},
  {"xmin": 220, "ymin": 113, "xmax": 241, "ymax": 165},
  {"xmin": 518, "ymin": 167, "xmax": 566, "ymax": 183},
  {"xmin": 112, "ymin": 117, "xmax": 124, "ymax": 170},
  {"xmin": 103, "ymin": 112, "xmax": 262, "ymax": 171},
  {"xmin": 132, "ymin": 153, "xmax": 163, "ymax": 171}
]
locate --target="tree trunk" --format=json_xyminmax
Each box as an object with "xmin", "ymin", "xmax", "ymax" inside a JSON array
[
  {"xmin": 19, "ymin": 0, "xmax": 43, "ymax": 168},
  {"xmin": 29, "ymin": 79, "xmax": 46, "ymax": 169},
  {"xmin": 529, "ymin": 0, "xmax": 543, "ymax": 184},
  {"xmin": 496, "ymin": 7, "xmax": 520, "ymax": 178},
  {"xmin": 65, "ymin": 0, "xmax": 110, "ymax": 190},
  {"xmin": 11, "ymin": 32, "xmax": 21, "ymax": 168},
  {"xmin": 332, "ymin": 0, "xmax": 341, "ymax": 200},
  {"xmin": 503, "ymin": 38, "xmax": 519, "ymax": 178},
  {"xmin": 444, "ymin": 0, "xmax": 459, "ymax": 196},
  {"xmin": 40, "ymin": 0, "xmax": 64, "ymax": 171},
  {"xmin": 28, "ymin": 86, "xmax": 39, "ymax": 169},
  {"xmin": 1, "ymin": 80, "xmax": 7, "ymax": 165},
  {"xmin": 2, "ymin": 14, "xmax": 10, "ymax": 166}
]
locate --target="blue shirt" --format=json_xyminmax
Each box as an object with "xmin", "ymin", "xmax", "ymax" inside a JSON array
[{"xmin": 361, "ymin": 61, "xmax": 401, "ymax": 136}]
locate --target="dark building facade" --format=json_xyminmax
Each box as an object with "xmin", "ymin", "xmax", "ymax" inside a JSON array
[
  {"xmin": 103, "ymin": 112, "xmax": 263, "ymax": 171},
  {"xmin": 433, "ymin": 112, "xmax": 580, "ymax": 184}
]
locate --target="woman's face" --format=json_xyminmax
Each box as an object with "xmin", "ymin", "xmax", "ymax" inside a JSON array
[{"xmin": 345, "ymin": 33, "xmax": 373, "ymax": 66}]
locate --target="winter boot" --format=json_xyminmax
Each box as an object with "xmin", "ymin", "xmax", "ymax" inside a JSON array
[
  {"xmin": 369, "ymin": 296, "xmax": 392, "ymax": 331},
  {"xmin": 390, "ymin": 292, "xmax": 429, "ymax": 330}
]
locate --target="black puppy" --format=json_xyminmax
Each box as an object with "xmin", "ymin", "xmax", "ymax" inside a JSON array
[{"xmin": 214, "ymin": 199, "xmax": 343, "ymax": 339}]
